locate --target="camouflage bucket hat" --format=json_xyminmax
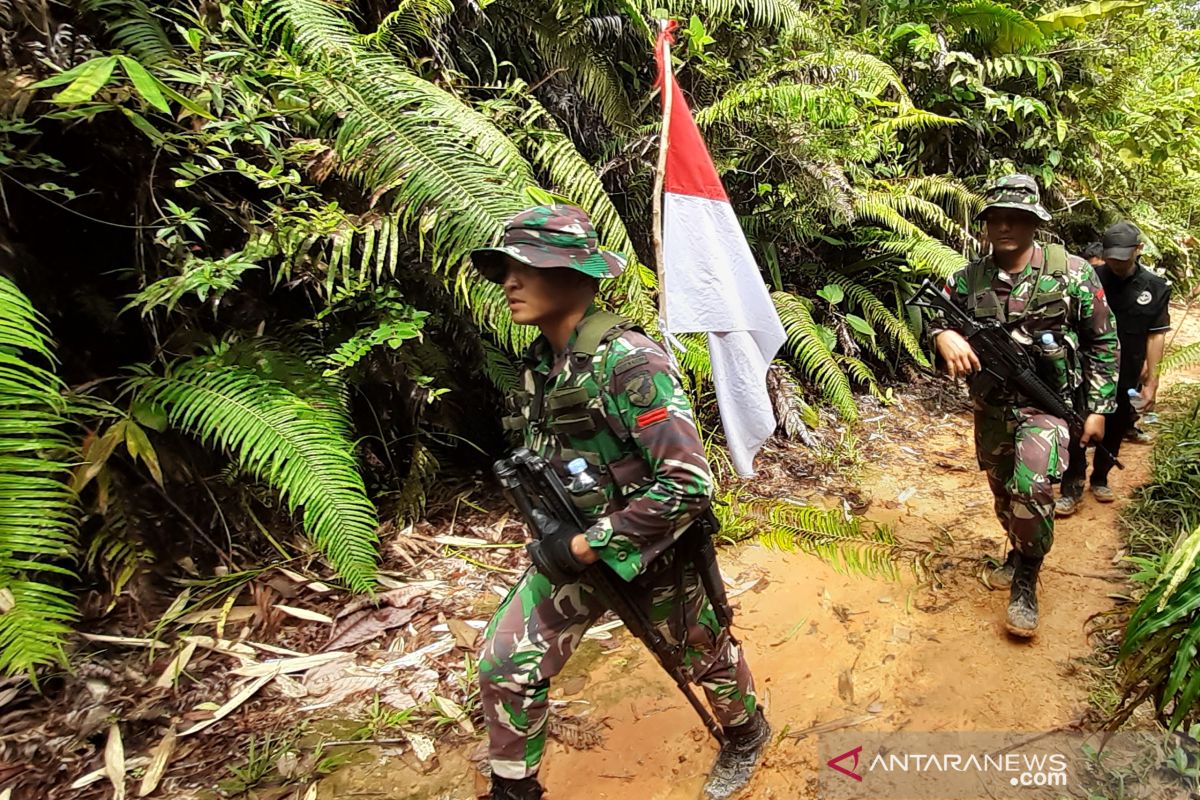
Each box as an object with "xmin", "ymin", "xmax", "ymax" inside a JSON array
[
  {"xmin": 470, "ymin": 205, "xmax": 627, "ymax": 284},
  {"xmin": 976, "ymin": 173, "xmax": 1052, "ymax": 223}
]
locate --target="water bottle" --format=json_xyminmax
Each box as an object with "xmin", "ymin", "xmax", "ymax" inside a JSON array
[
  {"xmin": 1039, "ymin": 332, "xmax": 1069, "ymax": 391},
  {"xmin": 1128, "ymin": 387, "xmax": 1149, "ymax": 412},
  {"xmin": 566, "ymin": 458, "xmax": 607, "ymax": 520}
]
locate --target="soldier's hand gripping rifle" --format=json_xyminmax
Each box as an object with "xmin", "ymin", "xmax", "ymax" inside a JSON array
[
  {"xmin": 907, "ymin": 278, "xmax": 1123, "ymax": 469},
  {"xmin": 494, "ymin": 448, "xmax": 730, "ymax": 744}
]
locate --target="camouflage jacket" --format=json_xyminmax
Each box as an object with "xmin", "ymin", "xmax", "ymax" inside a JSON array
[
  {"xmin": 928, "ymin": 244, "xmax": 1120, "ymax": 415},
  {"xmin": 506, "ymin": 308, "xmax": 713, "ymax": 582}
]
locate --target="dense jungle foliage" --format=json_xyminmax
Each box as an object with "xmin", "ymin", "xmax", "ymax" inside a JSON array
[{"xmin": 1, "ymin": 0, "xmax": 1199, "ymax": 682}]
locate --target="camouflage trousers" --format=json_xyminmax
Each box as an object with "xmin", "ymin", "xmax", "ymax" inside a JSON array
[
  {"xmin": 478, "ymin": 554, "xmax": 757, "ymax": 780},
  {"xmin": 974, "ymin": 405, "xmax": 1070, "ymax": 559}
]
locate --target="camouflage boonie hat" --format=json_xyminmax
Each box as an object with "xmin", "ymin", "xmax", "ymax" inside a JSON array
[
  {"xmin": 471, "ymin": 205, "xmax": 627, "ymax": 284},
  {"xmin": 976, "ymin": 174, "xmax": 1052, "ymax": 223}
]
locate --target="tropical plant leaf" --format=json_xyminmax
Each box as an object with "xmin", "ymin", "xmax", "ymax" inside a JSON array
[
  {"xmin": 129, "ymin": 355, "xmax": 380, "ymax": 591},
  {"xmin": 0, "ymin": 276, "xmax": 79, "ymax": 678}
]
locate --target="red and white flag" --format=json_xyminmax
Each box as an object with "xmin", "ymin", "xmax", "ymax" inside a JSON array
[{"xmin": 653, "ymin": 25, "xmax": 786, "ymax": 477}]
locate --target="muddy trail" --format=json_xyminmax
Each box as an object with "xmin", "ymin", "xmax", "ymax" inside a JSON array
[{"xmin": 319, "ymin": 306, "xmax": 1200, "ymax": 800}]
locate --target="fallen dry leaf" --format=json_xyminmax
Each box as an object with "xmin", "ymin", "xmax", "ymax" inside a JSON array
[
  {"xmin": 179, "ymin": 672, "xmax": 276, "ymax": 737},
  {"xmin": 446, "ymin": 619, "xmax": 478, "ymax": 650},
  {"xmin": 324, "ymin": 588, "xmax": 427, "ymax": 652},
  {"xmin": 154, "ymin": 641, "xmax": 198, "ymax": 689},
  {"xmin": 233, "ymin": 651, "xmax": 350, "ymax": 678},
  {"xmin": 105, "ymin": 723, "xmax": 126, "ymax": 800},
  {"xmin": 138, "ymin": 725, "xmax": 176, "ymax": 797},
  {"xmin": 274, "ymin": 604, "xmax": 334, "ymax": 624}
]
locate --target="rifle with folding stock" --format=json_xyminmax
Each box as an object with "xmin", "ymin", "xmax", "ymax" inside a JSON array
[
  {"xmin": 908, "ymin": 278, "xmax": 1122, "ymax": 469},
  {"xmin": 493, "ymin": 447, "xmax": 733, "ymax": 743}
]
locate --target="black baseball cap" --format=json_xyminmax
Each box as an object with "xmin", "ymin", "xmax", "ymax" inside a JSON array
[{"xmin": 1102, "ymin": 221, "xmax": 1141, "ymax": 261}]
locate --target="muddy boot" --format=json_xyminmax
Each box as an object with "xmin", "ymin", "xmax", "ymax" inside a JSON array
[
  {"xmin": 986, "ymin": 549, "xmax": 1019, "ymax": 590},
  {"xmin": 1054, "ymin": 495, "xmax": 1080, "ymax": 517},
  {"xmin": 1005, "ymin": 556, "xmax": 1042, "ymax": 638},
  {"xmin": 703, "ymin": 709, "xmax": 771, "ymax": 800},
  {"xmin": 1091, "ymin": 484, "xmax": 1116, "ymax": 503},
  {"xmin": 491, "ymin": 776, "xmax": 543, "ymax": 800}
]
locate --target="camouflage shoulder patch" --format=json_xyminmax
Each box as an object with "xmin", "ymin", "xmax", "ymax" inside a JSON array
[{"xmin": 625, "ymin": 370, "xmax": 657, "ymax": 407}]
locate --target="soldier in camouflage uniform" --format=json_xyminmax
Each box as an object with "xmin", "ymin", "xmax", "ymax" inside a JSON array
[
  {"xmin": 928, "ymin": 175, "xmax": 1119, "ymax": 637},
  {"xmin": 471, "ymin": 206, "xmax": 767, "ymax": 800}
]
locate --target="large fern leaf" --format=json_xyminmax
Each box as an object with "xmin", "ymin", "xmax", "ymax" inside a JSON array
[
  {"xmin": 130, "ymin": 356, "xmax": 380, "ymax": 591},
  {"xmin": 0, "ymin": 276, "xmax": 79, "ymax": 677},
  {"xmin": 81, "ymin": 0, "xmax": 175, "ymax": 65},
  {"xmin": 828, "ymin": 275, "xmax": 930, "ymax": 367},
  {"xmin": 717, "ymin": 493, "xmax": 898, "ymax": 578},
  {"xmin": 1160, "ymin": 341, "xmax": 1200, "ymax": 375},
  {"xmin": 772, "ymin": 292, "xmax": 858, "ymax": 420}
]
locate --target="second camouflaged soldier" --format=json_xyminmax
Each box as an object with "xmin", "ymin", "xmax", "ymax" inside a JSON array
[
  {"xmin": 472, "ymin": 206, "xmax": 768, "ymax": 800},
  {"xmin": 929, "ymin": 175, "xmax": 1119, "ymax": 637}
]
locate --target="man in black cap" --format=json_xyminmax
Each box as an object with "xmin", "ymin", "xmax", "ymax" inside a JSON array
[{"xmin": 1057, "ymin": 221, "xmax": 1171, "ymax": 513}]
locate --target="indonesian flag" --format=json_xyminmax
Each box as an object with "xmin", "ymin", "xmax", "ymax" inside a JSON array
[{"xmin": 654, "ymin": 26, "xmax": 786, "ymax": 477}]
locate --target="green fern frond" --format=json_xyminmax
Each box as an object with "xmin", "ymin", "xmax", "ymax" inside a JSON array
[
  {"xmin": 695, "ymin": 82, "xmax": 856, "ymax": 128},
  {"xmin": 631, "ymin": 0, "xmax": 802, "ymax": 29},
  {"xmin": 828, "ymin": 275, "xmax": 929, "ymax": 367},
  {"xmin": 527, "ymin": 22, "xmax": 635, "ymax": 125},
  {"xmin": 772, "ymin": 292, "xmax": 858, "ymax": 421},
  {"xmin": 982, "ymin": 54, "xmax": 1063, "ymax": 86},
  {"xmin": 220, "ymin": 338, "xmax": 355, "ymax": 441},
  {"xmin": 265, "ymin": 0, "xmax": 531, "ymax": 272},
  {"xmin": 365, "ymin": 0, "xmax": 453, "ymax": 55},
  {"xmin": 947, "ymin": 0, "xmax": 1044, "ymax": 54},
  {"xmin": 129, "ymin": 355, "xmax": 380, "ymax": 591},
  {"xmin": 904, "ymin": 175, "xmax": 983, "ymax": 223},
  {"xmin": 481, "ymin": 340, "xmax": 521, "ymax": 394},
  {"xmin": 717, "ymin": 493, "xmax": 897, "ymax": 578},
  {"xmin": 395, "ymin": 441, "xmax": 439, "ymax": 523},
  {"xmin": 869, "ymin": 108, "xmax": 963, "ymax": 136},
  {"xmin": 862, "ymin": 191, "xmax": 970, "ymax": 243},
  {"xmin": 1161, "ymin": 341, "xmax": 1200, "ymax": 375},
  {"xmin": 791, "ymin": 49, "xmax": 909, "ymax": 100},
  {"xmin": 0, "ymin": 276, "xmax": 79, "ymax": 677},
  {"xmin": 876, "ymin": 235, "xmax": 970, "ymax": 278},
  {"xmin": 81, "ymin": 0, "xmax": 175, "ymax": 65}
]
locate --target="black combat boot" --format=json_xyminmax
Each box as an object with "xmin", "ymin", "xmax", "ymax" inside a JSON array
[
  {"xmin": 987, "ymin": 549, "xmax": 1020, "ymax": 590},
  {"xmin": 1005, "ymin": 555, "xmax": 1042, "ymax": 638},
  {"xmin": 491, "ymin": 775, "xmax": 544, "ymax": 800},
  {"xmin": 703, "ymin": 709, "xmax": 771, "ymax": 800}
]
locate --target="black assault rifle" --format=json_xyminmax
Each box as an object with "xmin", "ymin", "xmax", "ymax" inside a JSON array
[
  {"xmin": 493, "ymin": 447, "xmax": 733, "ymax": 743},
  {"xmin": 908, "ymin": 279, "xmax": 1123, "ymax": 470}
]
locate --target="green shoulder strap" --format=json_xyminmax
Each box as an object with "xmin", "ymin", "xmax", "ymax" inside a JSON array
[
  {"xmin": 1043, "ymin": 244, "xmax": 1068, "ymax": 276},
  {"xmin": 571, "ymin": 310, "xmax": 639, "ymax": 364}
]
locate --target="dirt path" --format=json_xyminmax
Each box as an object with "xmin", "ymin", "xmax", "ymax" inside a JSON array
[{"xmin": 318, "ymin": 305, "xmax": 1200, "ymax": 800}]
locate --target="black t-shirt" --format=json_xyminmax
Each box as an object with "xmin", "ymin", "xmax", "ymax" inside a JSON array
[{"xmin": 1095, "ymin": 262, "xmax": 1171, "ymax": 390}]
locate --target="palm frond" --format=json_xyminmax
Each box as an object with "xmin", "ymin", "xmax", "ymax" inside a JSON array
[
  {"xmin": 0, "ymin": 276, "xmax": 79, "ymax": 677},
  {"xmin": 695, "ymin": 82, "xmax": 856, "ymax": 128},
  {"xmin": 904, "ymin": 175, "xmax": 984, "ymax": 224},
  {"xmin": 791, "ymin": 49, "xmax": 909, "ymax": 101},
  {"xmin": 828, "ymin": 275, "xmax": 929, "ymax": 367},
  {"xmin": 772, "ymin": 291, "xmax": 858, "ymax": 420},
  {"xmin": 1160, "ymin": 341, "xmax": 1200, "ymax": 375},
  {"xmin": 717, "ymin": 493, "xmax": 897, "ymax": 578},
  {"xmin": 80, "ymin": 0, "xmax": 174, "ymax": 65},
  {"xmin": 631, "ymin": 0, "xmax": 803, "ymax": 29},
  {"xmin": 265, "ymin": 0, "xmax": 531, "ymax": 270},
  {"xmin": 129, "ymin": 355, "xmax": 380, "ymax": 591},
  {"xmin": 946, "ymin": 0, "xmax": 1044, "ymax": 54},
  {"xmin": 876, "ymin": 234, "xmax": 971, "ymax": 278}
]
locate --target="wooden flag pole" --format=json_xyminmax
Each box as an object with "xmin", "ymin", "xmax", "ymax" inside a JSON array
[{"xmin": 651, "ymin": 19, "xmax": 673, "ymax": 332}]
